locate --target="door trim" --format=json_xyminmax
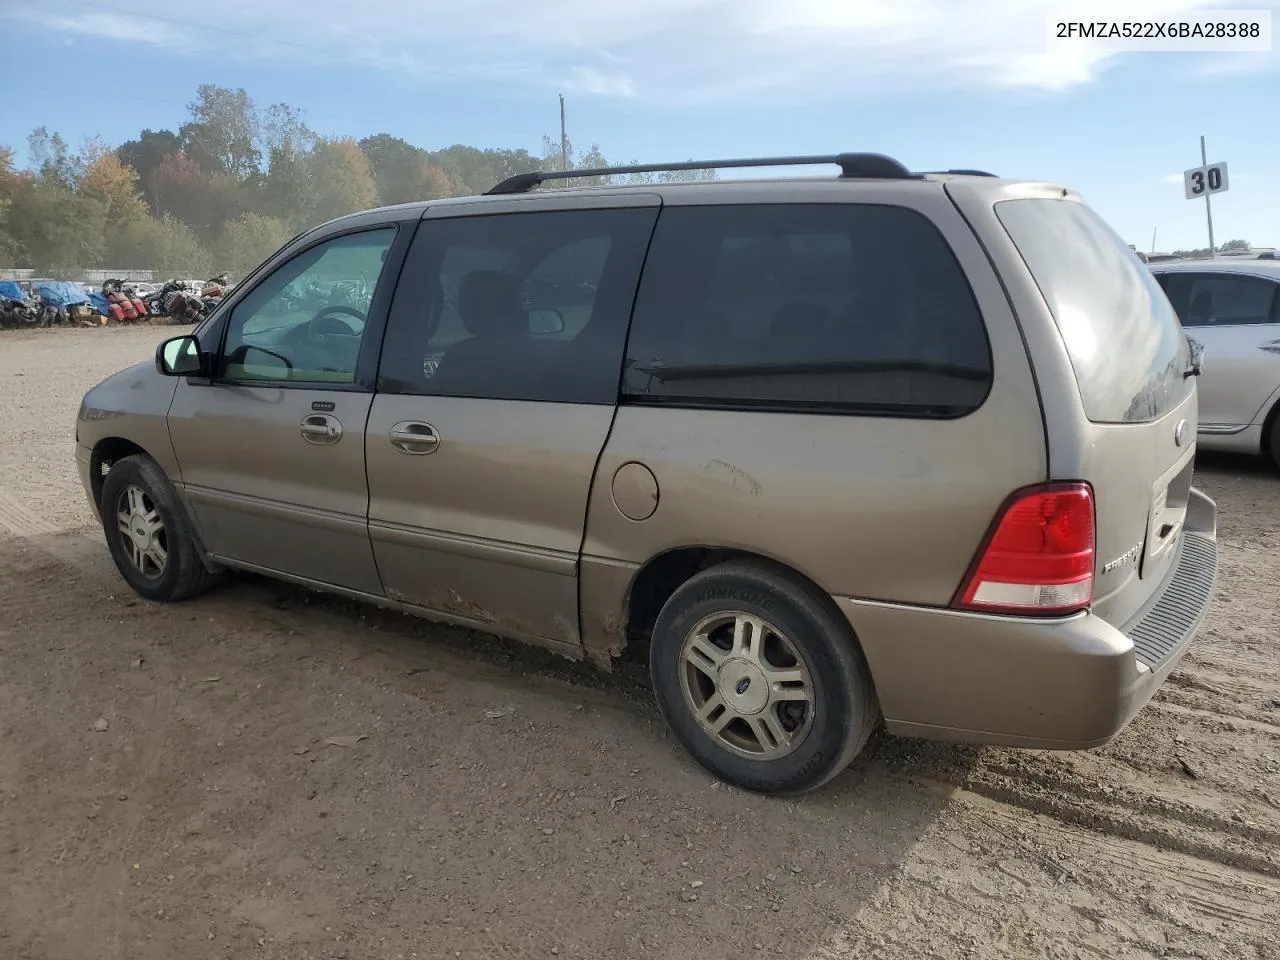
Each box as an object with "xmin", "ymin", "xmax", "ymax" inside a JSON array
[
  {"xmin": 184, "ymin": 484, "xmax": 369, "ymax": 536},
  {"xmin": 1197, "ymin": 422, "xmax": 1248, "ymax": 435},
  {"xmin": 368, "ymin": 520, "xmax": 577, "ymax": 576}
]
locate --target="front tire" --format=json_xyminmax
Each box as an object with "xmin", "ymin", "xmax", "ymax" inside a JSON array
[
  {"xmin": 1269, "ymin": 412, "xmax": 1280, "ymax": 473},
  {"xmin": 649, "ymin": 560, "xmax": 879, "ymax": 795},
  {"xmin": 100, "ymin": 454, "xmax": 217, "ymax": 603}
]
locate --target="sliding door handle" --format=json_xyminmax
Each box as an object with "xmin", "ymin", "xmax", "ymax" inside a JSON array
[{"xmin": 389, "ymin": 420, "xmax": 440, "ymax": 455}]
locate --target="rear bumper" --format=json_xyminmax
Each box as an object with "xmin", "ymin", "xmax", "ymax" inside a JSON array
[{"xmin": 840, "ymin": 487, "xmax": 1219, "ymax": 750}]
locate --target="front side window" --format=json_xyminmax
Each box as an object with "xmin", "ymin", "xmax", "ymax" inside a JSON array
[
  {"xmin": 219, "ymin": 228, "xmax": 397, "ymax": 384},
  {"xmin": 377, "ymin": 207, "xmax": 658, "ymax": 404},
  {"xmin": 621, "ymin": 203, "xmax": 992, "ymax": 417},
  {"xmin": 1159, "ymin": 272, "xmax": 1278, "ymax": 327}
]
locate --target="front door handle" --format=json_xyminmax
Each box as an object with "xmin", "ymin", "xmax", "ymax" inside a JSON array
[
  {"xmin": 389, "ymin": 420, "xmax": 440, "ymax": 455},
  {"xmin": 300, "ymin": 413, "xmax": 342, "ymax": 445}
]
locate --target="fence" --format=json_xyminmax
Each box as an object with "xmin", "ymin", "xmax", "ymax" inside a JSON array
[{"xmin": 0, "ymin": 268, "xmax": 157, "ymax": 283}]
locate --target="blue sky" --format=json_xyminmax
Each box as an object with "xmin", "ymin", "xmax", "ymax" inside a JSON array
[{"xmin": 1, "ymin": 0, "xmax": 1277, "ymax": 251}]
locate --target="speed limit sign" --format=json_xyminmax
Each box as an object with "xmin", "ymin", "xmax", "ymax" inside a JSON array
[{"xmin": 1184, "ymin": 161, "xmax": 1229, "ymax": 200}]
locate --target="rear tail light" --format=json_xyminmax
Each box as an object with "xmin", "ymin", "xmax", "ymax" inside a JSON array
[{"xmin": 954, "ymin": 482, "xmax": 1095, "ymax": 616}]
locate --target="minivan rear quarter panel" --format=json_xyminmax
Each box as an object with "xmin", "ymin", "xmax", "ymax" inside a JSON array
[
  {"xmin": 950, "ymin": 180, "xmax": 1201, "ymax": 630},
  {"xmin": 579, "ymin": 180, "xmax": 1049, "ymax": 661}
]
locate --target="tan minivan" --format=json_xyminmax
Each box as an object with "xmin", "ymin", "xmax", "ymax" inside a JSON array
[{"xmin": 76, "ymin": 153, "xmax": 1219, "ymax": 794}]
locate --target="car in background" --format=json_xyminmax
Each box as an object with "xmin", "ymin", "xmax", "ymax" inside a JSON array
[{"xmin": 1149, "ymin": 259, "xmax": 1280, "ymax": 471}]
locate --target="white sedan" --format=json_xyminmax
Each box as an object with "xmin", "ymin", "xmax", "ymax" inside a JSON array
[{"xmin": 1149, "ymin": 258, "xmax": 1280, "ymax": 471}]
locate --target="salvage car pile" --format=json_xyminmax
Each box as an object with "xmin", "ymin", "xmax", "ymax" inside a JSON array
[{"xmin": 0, "ymin": 275, "xmax": 230, "ymax": 329}]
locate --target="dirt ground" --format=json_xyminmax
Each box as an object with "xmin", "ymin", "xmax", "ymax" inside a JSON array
[{"xmin": 1, "ymin": 325, "xmax": 1278, "ymax": 960}]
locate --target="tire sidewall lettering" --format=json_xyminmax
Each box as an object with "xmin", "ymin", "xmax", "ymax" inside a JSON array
[{"xmin": 692, "ymin": 586, "xmax": 777, "ymax": 611}]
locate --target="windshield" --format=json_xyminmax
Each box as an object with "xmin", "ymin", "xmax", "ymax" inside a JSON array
[{"xmin": 995, "ymin": 197, "xmax": 1192, "ymax": 424}]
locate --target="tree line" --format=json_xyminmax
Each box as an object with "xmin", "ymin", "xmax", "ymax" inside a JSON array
[
  {"xmin": 1167, "ymin": 238, "xmax": 1253, "ymax": 258},
  {"xmin": 0, "ymin": 84, "xmax": 715, "ymax": 279}
]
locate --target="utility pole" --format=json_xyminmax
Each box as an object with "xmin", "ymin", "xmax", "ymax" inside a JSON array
[
  {"xmin": 558, "ymin": 94, "xmax": 568, "ymax": 174},
  {"xmin": 1201, "ymin": 135, "xmax": 1216, "ymax": 258},
  {"xmin": 1150, "ymin": 226, "xmax": 1157, "ymax": 254}
]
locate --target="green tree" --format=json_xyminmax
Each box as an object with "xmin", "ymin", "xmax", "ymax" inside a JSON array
[
  {"xmin": 114, "ymin": 214, "xmax": 211, "ymax": 277},
  {"xmin": 359, "ymin": 134, "xmax": 469, "ymax": 204},
  {"xmin": 258, "ymin": 102, "xmax": 314, "ymax": 159},
  {"xmin": 429, "ymin": 144, "xmax": 541, "ymax": 196},
  {"xmin": 308, "ymin": 137, "xmax": 377, "ymax": 225},
  {"xmin": 181, "ymin": 84, "xmax": 261, "ymax": 179},
  {"xmin": 152, "ymin": 151, "xmax": 246, "ymax": 238},
  {"xmin": 5, "ymin": 83, "xmax": 727, "ymax": 273},
  {"xmin": 654, "ymin": 163, "xmax": 718, "ymax": 183},
  {"xmin": 28, "ymin": 127, "xmax": 84, "ymax": 188},
  {"xmin": 0, "ymin": 146, "xmax": 18, "ymax": 263},
  {"xmin": 570, "ymin": 141, "xmax": 613, "ymax": 187},
  {"xmin": 537, "ymin": 135, "xmax": 613, "ymax": 187},
  {"xmin": 117, "ymin": 128, "xmax": 182, "ymax": 212},
  {"xmin": 5, "ymin": 177, "xmax": 105, "ymax": 274},
  {"xmin": 213, "ymin": 212, "xmax": 293, "ymax": 278},
  {"xmin": 359, "ymin": 133, "xmax": 429, "ymax": 205},
  {"xmin": 260, "ymin": 143, "xmax": 312, "ymax": 228}
]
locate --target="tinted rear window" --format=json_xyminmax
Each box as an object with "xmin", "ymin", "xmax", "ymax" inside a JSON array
[
  {"xmin": 995, "ymin": 198, "xmax": 1192, "ymax": 424},
  {"xmin": 622, "ymin": 204, "xmax": 992, "ymax": 417}
]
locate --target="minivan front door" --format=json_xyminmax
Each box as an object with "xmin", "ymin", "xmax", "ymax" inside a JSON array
[
  {"xmin": 167, "ymin": 226, "xmax": 404, "ymax": 594},
  {"xmin": 365, "ymin": 199, "xmax": 660, "ymax": 652}
]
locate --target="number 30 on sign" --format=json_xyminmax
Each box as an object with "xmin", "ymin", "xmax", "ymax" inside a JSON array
[{"xmin": 1184, "ymin": 162, "xmax": 1229, "ymax": 200}]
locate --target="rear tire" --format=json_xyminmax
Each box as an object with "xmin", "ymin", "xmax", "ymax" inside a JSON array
[
  {"xmin": 1269, "ymin": 413, "xmax": 1280, "ymax": 473},
  {"xmin": 649, "ymin": 560, "xmax": 879, "ymax": 795},
  {"xmin": 100, "ymin": 454, "xmax": 218, "ymax": 603}
]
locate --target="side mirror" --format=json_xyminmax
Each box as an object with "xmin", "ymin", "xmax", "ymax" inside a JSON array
[
  {"xmin": 241, "ymin": 345, "xmax": 294, "ymax": 379},
  {"xmin": 156, "ymin": 335, "xmax": 203, "ymax": 376},
  {"xmin": 528, "ymin": 308, "xmax": 565, "ymax": 336}
]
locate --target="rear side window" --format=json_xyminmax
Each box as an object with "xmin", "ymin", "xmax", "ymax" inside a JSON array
[
  {"xmin": 995, "ymin": 198, "xmax": 1192, "ymax": 424},
  {"xmin": 1158, "ymin": 272, "xmax": 1279, "ymax": 327},
  {"xmin": 377, "ymin": 207, "xmax": 658, "ymax": 404},
  {"xmin": 621, "ymin": 204, "xmax": 992, "ymax": 418}
]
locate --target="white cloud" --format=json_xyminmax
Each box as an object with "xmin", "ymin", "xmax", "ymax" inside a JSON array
[
  {"xmin": 564, "ymin": 67, "xmax": 636, "ymax": 98},
  {"xmin": 1195, "ymin": 52, "xmax": 1280, "ymax": 77},
  {"xmin": 10, "ymin": 9, "xmax": 190, "ymax": 48},
  {"xmin": 7, "ymin": 0, "xmax": 1280, "ymax": 103}
]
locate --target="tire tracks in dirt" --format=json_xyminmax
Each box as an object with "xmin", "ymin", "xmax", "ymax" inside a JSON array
[
  {"xmin": 961, "ymin": 793, "xmax": 1280, "ymax": 933},
  {"xmin": 0, "ymin": 489, "xmax": 181, "ymax": 957},
  {"xmin": 3, "ymin": 455, "xmax": 1279, "ymax": 958},
  {"xmin": 810, "ymin": 790, "xmax": 1280, "ymax": 959}
]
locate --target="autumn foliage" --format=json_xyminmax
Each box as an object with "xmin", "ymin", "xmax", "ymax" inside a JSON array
[{"xmin": 0, "ymin": 82, "xmax": 713, "ymax": 277}]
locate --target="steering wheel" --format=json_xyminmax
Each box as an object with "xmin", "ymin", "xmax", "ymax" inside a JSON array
[{"xmin": 306, "ymin": 304, "xmax": 366, "ymax": 343}]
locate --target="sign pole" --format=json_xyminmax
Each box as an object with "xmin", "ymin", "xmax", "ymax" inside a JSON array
[
  {"xmin": 1201, "ymin": 135, "xmax": 1216, "ymax": 258},
  {"xmin": 558, "ymin": 94, "xmax": 568, "ymax": 174}
]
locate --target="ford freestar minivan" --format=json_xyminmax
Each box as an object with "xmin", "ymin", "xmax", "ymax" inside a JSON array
[{"xmin": 76, "ymin": 153, "xmax": 1219, "ymax": 794}]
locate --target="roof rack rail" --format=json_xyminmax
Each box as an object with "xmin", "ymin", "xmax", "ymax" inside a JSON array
[
  {"xmin": 485, "ymin": 152, "xmax": 915, "ymax": 195},
  {"xmin": 919, "ymin": 169, "xmax": 998, "ymax": 177}
]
